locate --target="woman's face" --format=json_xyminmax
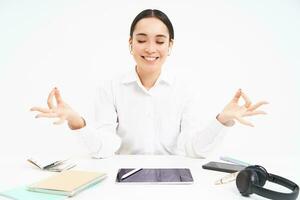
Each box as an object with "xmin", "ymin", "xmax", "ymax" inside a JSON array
[{"xmin": 130, "ymin": 17, "xmax": 173, "ymax": 74}]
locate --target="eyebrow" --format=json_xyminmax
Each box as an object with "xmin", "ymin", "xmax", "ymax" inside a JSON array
[{"xmin": 135, "ymin": 33, "xmax": 167, "ymax": 38}]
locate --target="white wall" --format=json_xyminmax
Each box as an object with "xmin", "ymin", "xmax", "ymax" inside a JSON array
[{"xmin": 0, "ymin": 0, "xmax": 299, "ymax": 158}]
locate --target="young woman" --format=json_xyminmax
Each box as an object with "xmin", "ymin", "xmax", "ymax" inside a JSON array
[{"xmin": 31, "ymin": 9, "xmax": 267, "ymax": 158}]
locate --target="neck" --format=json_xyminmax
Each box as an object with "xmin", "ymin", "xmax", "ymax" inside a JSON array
[{"xmin": 136, "ymin": 66, "xmax": 161, "ymax": 90}]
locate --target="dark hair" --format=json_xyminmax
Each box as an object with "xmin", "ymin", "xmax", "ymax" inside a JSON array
[{"xmin": 130, "ymin": 9, "xmax": 174, "ymax": 41}]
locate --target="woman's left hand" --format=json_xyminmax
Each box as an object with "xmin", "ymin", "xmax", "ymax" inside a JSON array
[{"xmin": 217, "ymin": 89, "xmax": 268, "ymax": 127}]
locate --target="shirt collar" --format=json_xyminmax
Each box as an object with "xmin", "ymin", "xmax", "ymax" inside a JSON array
[{"xmin": 121, "ymin": 67, "xmax": 174, "ymax": 86}]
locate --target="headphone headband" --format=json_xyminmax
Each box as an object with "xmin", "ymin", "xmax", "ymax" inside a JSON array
[{"xmin": 236, "ymin": 165, "xmax": 299, "ymax": 200}]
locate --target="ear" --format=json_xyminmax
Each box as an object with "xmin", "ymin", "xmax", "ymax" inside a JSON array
[
  {"xmin": 129, "ymin": 37, "xmax": 133, "ymax": 54},
  {"xmin": 129, "ymin": 37, "xmax": 132, "ymax": 46},
  {"xmin": 169, "ymin": 39, "xmax": 174, "ymax": 49},
  {"xmin": 168, "ymin": 39, "xmax": 174, "ymax": 56}
]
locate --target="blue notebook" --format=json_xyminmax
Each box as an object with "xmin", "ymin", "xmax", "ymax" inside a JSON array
[{"xmin": 0, "ymin": 186, "xmax": 67, "ymax": 200}]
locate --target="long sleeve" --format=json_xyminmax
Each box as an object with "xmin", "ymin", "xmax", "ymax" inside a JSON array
[
  {"xmin": 73, "ymin": 69, "xmax": 231, "ymax": 157},
  {"xmin": 177, "ymin": 94, "xmax": 229, "ymax": 158},
  {"xmin": 74, "ymin": 82, "xmax": 121, "ymax": 158}
]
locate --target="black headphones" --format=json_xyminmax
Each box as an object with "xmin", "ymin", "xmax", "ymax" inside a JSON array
[{"xmin": 236, "ymin": 165, "xmax": 299, "ymax": 200}]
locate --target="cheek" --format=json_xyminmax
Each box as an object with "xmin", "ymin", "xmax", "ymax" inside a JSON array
[
  {"xmin": 132, "ymin": 45, "xmax": 144, "ymax": 55},
  {"xmin": 132, "ymin": 43, "xmax": 169, "ymax": 57},
  {"xmin": 132, "ymin": 42, "xmax": 144, "ymax": 51},
  {"xmin": 159, "ymin": 46, "xmax": 169, "ymax": 56}
]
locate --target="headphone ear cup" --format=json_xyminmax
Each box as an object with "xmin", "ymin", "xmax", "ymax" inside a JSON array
[
  {"xmin": 236, "ymin": 169, "xmax": 259, "ymax": 196},
  {"xmin": 245, "ymin": 165, "xmax": 268, "ymax": 187}
]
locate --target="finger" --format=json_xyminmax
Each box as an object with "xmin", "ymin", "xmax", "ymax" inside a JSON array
[
  {"xmin": 35, "ymin": 113, "xmax": 58, "ymax": 118},
  {"xmin": 241, "ymin": 92, "xmax": 252, "ymax": 108},
  {"xmin": 30, "ymin": 107, "xmax": 52, "ymax": 113},
  {"xmin": 232, "ymin": 88, "xmax": 242, "ymax": 103},
  {"xmin": 47, "ymin": 88, "xmax": 56, "ymax": 109},
  {"xmin": 54, "ymin": 88, "xmax": 64, "ymax": 105},
  {"xmin": 247, "ymin": 101, "xmax": 269, "ymax": 111},
  {"xmin": 235, "ymin": 116, "xmax": 254, "ymax": 127},
  {"xmin": 53, "ymin": 116, "xmax": 66, "ymax": 125},
  {"xmin": 243, "ymin": 110, "xmax": 267, "ymax": 117}
]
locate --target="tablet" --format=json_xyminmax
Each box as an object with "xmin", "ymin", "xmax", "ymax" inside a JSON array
[{"xmin": 115, "ymin": 168, "xmax": 194, "ymax": 184}]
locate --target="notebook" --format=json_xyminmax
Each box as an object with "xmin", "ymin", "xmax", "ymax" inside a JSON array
[
  {"xmin": 0, "ymin": 186, "xmax": 67, "ymax": 200},
  {"xmin": 27, "ymin": 156, "xmax": 76, "ymax": 172},
  {"xmin": 27, "ymin": 170, "xmax": 107, "ymax": 197}
]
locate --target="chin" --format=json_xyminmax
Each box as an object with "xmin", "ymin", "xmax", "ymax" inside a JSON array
[{"xmin": 140, "ymin": 63, "xmax": 162, "ymax": 73}]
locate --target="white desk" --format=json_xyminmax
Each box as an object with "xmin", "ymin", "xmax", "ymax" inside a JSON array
[{"xmin": 0, "ymin": 154, "xmax": 299, "ymax": 200}]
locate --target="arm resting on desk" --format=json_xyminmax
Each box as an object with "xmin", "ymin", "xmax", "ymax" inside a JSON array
[{"xmin": 75, "ymin": 125, "xmax": 121, "ymax": 158}]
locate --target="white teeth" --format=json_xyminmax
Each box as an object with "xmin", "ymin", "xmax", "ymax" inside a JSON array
[{"xmin": 144, "ymin": 57, "xmax": 157, "ymax": 61}]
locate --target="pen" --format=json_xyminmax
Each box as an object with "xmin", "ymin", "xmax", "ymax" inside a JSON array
[
  {"xmin": 43, "ymin": 161, "xmax": 61, "ymax": 169},
  {"xmin": 220, "ymin": 156, "xmax": 251, "ymax": 167},
  {"xmin": 121, "ymin": 168, "xmax": 143, "ymax": 180},
  {"xmin": 215, "ymin": 172, "xmax": 238, "ymax": 185}
]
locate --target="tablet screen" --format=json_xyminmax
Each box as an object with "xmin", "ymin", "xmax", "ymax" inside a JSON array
[{"xmin": 116, "ymin": 168, "xmax": 193, "ymax": 184}]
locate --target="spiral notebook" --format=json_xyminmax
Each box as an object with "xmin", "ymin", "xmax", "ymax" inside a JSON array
[{"xmin": 27, "ymin": 156, "xmax": 76, "ymax": 172}]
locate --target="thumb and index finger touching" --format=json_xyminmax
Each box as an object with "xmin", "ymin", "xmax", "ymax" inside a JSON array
[
  {"xmin": 232, "ymin": 88, "xmax": 269, "ymax": 109},
  {"xmin": 47, "ymin": 87, "xmax": 64, "ymax": 109},
  {"xmin": 30, "ymin": 87, "xmax": 64, "ymax": 112},
  {"xmin": 232, "ymin": 88, "xmax": 252, "ymax": 107}
]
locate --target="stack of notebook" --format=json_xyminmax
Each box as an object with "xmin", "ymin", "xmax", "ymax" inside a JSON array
[
  {"xmin": 0, "ymin": 170, "xmax": 107, "ymax": 199},
  {"xmin": 28, "ymin": 170, "xmax": 107, "ymax": 197}
]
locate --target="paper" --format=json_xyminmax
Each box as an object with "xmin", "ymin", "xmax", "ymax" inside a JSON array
[{"xmin": 0, "ymin": 186, "xmax": 67, "ymax": 200}]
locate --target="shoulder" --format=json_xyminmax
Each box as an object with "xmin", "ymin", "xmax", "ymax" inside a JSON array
[{"xmin": 95, "ymin": 71, "xmax": 131, "ymax": 94}]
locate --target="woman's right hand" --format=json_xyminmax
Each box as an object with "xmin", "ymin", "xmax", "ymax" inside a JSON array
[{"xmin": 30, "ymin": 87, "xmax": 86, "ymax": 130}]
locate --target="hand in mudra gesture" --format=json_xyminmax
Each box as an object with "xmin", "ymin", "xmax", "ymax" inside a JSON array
[
  {"xmin": 217, "ymin": 89, "xmax": 268, "ymax": 127},
  {"xmin": 30, "ymin": 87, "xmax": 85, "ymax": 130}
]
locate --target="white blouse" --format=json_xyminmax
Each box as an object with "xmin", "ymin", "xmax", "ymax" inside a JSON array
[{"xmin": 76, "ymin": 68, "xmax": 228, "ymax": 158}]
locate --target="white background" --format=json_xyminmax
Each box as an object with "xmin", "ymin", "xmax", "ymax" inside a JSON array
[{"xmin": 0, "ymin": 0, "xmax": 299, "ymax": 161}]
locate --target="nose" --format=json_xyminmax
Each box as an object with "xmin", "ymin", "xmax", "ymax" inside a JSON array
[{"xmin": 145, "ymin": 42, "xmax": 156, "ymax": 53}]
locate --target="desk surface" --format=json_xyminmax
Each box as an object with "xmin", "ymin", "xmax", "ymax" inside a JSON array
[{"xmin": 0, "ymin": 154, "xmax": 299, "ymax": 200}]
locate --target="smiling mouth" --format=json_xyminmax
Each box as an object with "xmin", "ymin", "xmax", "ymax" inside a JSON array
[{"xmin": 142, "ymin": 56, "xmax": 159, "ymax": 62}]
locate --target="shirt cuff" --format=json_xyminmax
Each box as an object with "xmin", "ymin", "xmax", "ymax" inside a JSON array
[{"xmin": 72, "ymin": 126, "xmax": 120, "ymax": 159}]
